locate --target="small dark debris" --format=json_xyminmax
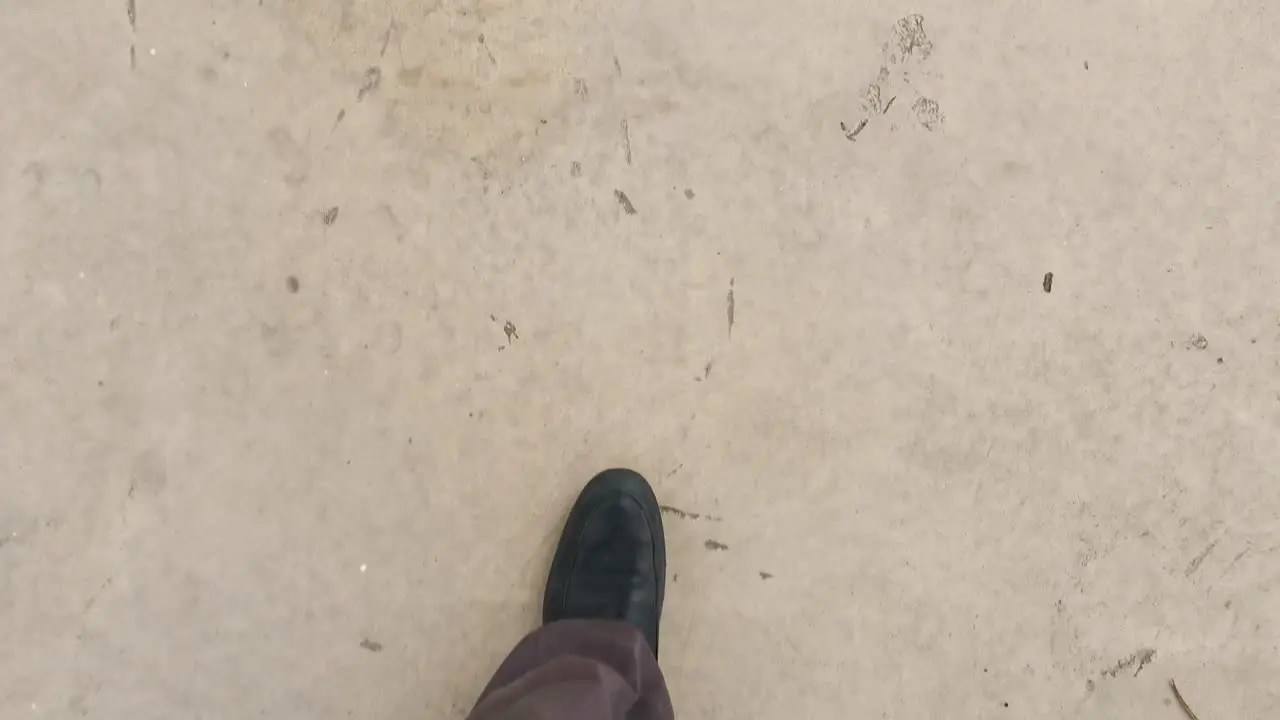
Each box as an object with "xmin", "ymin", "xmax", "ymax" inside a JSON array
[
  {"xmin": 322, "ymin": 206, "xmax": 339, "ymax": 226},
  {"xmin": 503, "ymin": 321, "xmax": 518, "ymax": 343},
  {"xmin": 840, "ymin": 118, "xmax": 868, "ymax": 142},
  {"xmin": 614, "ymin": 190, "xmax": 637, "ymax": 215},
  {"xmin": 684, "ymin": 188, "xmax": 695, "ymax": 199},
  {"xmin": 704, "ymin": 539, "xmax": 729, "ymax": 551},
  {"xmin": 360, "ymin": 639, "xmax": 383, "ymax": 652},
  {"xmin": 1217, "ymin": 357, "xmax": 1224, "ymax": 365},
  {"xmin": 1002, "ymin": 702, "xmax": 1009, "ymax": 708},
  {"xmin": 1084, "ymin": 60, "xmax": 1089, "ymax": 70},
  {"xmin": 759, "ymin": 571, "xmax": 773, "ymax": 580},
  {"xmin": 1188, "ymin": 333, "xmax": 1209, "ymax": 350},
  {"xmin": 1042, "ymin": 272, "xmax": 1053, "ymax": 293},
  {"xmin": 703, "ymin": 360, "xmax": 713, "ymax": 380},
  {"xmin": 882, "ymin": 96, "xmax": 897, "ymax": 114},
  {"xmin": 570, "ymin": 161, "xmax": 582, "ymax": 177},
  {"xmin": 286, "ymin": 276, "xmax": 300, "ymax": 293}
]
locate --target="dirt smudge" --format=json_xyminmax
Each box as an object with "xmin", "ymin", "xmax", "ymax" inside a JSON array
[
  {"xmin": 614, "ymin": 190, "xmax": 637, "ymax": 215},
  {"xmin": 1102, "ymin": 648, "xmax": 1156, "ymax": 678}
]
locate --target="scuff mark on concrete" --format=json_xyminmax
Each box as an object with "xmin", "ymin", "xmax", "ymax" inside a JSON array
[
  {"xmin": 726, "ymin": 278, "xmax": 735, "ymax": 337},
  {"xmin": 1185, "ymin": 539, "xmax": 1218, "ymax": 576},
  {"xmin": 1102, "ymin": 647, "xmax": 1156, "ymax": 678},
  {"xmin": 620, "ymin": 118, "xmax": 633, "ymax": 165}
]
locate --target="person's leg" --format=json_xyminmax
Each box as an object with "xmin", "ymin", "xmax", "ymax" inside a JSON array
[
  {"xmin": 466, "ymin": 469, "xmax": 672, "ymax": 720},
  {"xmin": 466, "ymin": 620, "xmax": 671, "ymax": 720}
]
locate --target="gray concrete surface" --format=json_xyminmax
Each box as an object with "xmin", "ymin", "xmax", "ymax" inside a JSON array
[{"xmin": 3, "ymin": 1, "xmax": 1279, "ymax": 718}]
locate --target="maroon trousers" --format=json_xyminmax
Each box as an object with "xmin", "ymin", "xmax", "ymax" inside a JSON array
[{"xmin": 466, "ymin": 620, "xmax": 674, "ymax": 720}]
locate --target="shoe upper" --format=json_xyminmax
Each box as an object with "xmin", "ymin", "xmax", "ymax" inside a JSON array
[{"xmin": 543, "ymin": 469, "xmax": 666, "ymax": 655}]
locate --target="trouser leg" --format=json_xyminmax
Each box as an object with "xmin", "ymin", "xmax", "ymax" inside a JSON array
[{"xmin": 466, "ymin": 619, "xmax": 674, "ymax": 720}]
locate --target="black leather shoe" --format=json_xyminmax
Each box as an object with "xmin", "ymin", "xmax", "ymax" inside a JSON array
[{"xmin": 543, "ymin": 468, "xmax": 666, "ymax": 655}]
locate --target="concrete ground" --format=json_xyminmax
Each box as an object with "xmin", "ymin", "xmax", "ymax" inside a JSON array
[{"xmin": 3, "ymin": 0, "xmax": 1278, "ymax": 717}]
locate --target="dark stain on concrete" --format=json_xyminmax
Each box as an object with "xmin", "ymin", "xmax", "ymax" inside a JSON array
[
  {"xmin": 357, "ymin": 66, "xmax": 382, "ymax": 101},
  {"xmin": 615, "ymin": 190, "xmax": 637, "ymax": 215},
  {"xmin": 726, "ymin": 278, "xmax": 735, "ymax": 337}
]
